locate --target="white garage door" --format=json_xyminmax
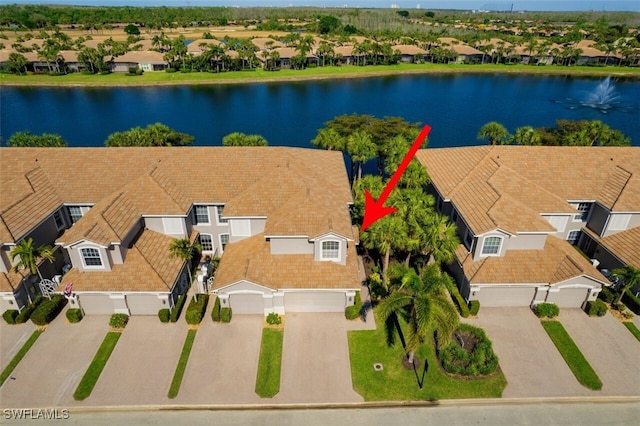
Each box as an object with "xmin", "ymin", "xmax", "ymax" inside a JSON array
[
  {"xmin": 546, "ymin": 288, "xmax": 589, "ymax": 308},
  {"xmin": 79, "ymin": 294, "xmax": 114, "ymax": 314},
  {"xmin": 230, "ymin": 294, "xmax": 264, "ymax": 314},
  {"xmin": 127, "ymin": 294, "xmax": 162, "ymax": 315},
  {"xmin": 284, "ymin": 292, "xmax": 345, "ymax": 313},
  {"xmin": 473, "ymin": 287, "xmax": 536, "ymax": 307}
]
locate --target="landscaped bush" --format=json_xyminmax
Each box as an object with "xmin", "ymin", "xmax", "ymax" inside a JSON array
[
  {"xmin": 533, "ymin": 303, "xmax": 559, "ymax": 318},
  {"xmin": 220, "ymin": 307, "xmax": 232, "ymax": 323},
  {"xmin": 158, "ymin": 308, "xmax": 170, "ymax": 323},
  {"xmin": 30, "ymin": 294, "xmax": 67, "ymax": 326},
  {"xmin": 622, "ymin": 289, "xmax": 640, "ymax": 315},
  {"xmin": 211, "ymin": 296, "xmax": 221, "ymax": 322},
  {"xmin": 584, "ymin": 299, "xmax": 607, "ymax": 317},
  {"xmin": 3, "ymin": 309, "xmax": 18, "ymax": 324},
  {"xmin": 345, "ymin": 291, "xmax": 362, "ymax": 320},
  {"xmin": 109, "ymin": 313, "xmax": 129, "ymax": 329},
  {"xmin": 438, "ymin": 323, "xmax": 499, "ymax": 376},
  {"xmin": 170, "ymin": 293, "xmax": 187, "ymax": 323},
  {"xmin": 266, "ymin": 312, "xmax": 281, "ymax": 325},
  {"xmin": 598, "ymin": 286, "xmax": 616, "ymax": 303},
  {"xmin": 185, "ymin": 294, "xmax": 208, "ymax": 325},
  {"xmin": 15, "ymin": 296, "xmax": 43, "ymax": 324},
  {"xmin": 66, "ymin": 308, "xmax": 83, "ymax": 323},
  {"xmin": 469, "ymin": 300, "xmax": 480, "ymax": 316},
  {"xmin": 445, "ymin": 278, "xmax": 470, "ymax": 318}
]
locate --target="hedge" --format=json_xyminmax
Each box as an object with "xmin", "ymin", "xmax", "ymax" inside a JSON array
[
  {"xmin": 220, "ymin": 307, "xmax": 232, "ymax": 323},
  {"xmin": 16, "ymin": 296, "xmax": 44, "ymax": 324},
  {"xmin": 598, "ymin": 286, "xmax": 616, "ymax": 303},
  {"xmin": 66, "ymin": 308, "xmax": 83, "ymax": 323},
  {"xmin": 30, "ymin": 294, "xmax": 67, "ymax": 326},
  {"xmin": 438, "ymin": 323, "xmax": 499, "ymax": 376},
  {"xmin": 170, "ymin": 293, "xmax": 187, "ymax": 322},
  {"xmin": 109, "ymin": 313, "xmax": 129, "ymax": 329},
  {"xmin": 533, "ymin": 303, "xmax": 559, "ymax": 318},
  {"xmin": 345, "ymin": 291, "xmax": 362, "ymax": 320},
  {"xmin": 469, "ymin": 300, "xmax": 480, "ymax": 316},
  {"xmin": 185, "ymin": 294, "xmax": 209, "ymax": 325},
  {"xmin": 3, "ymin": 310, "xmax": 18, "ymax": 324},
  {"xmin": 584, "ymin": 300, "xmax": 607, "ymax": 317},
  {"xmin": 211, "ymin": 296, "xmax": 221, "ymax": 322},
  {"xmin": 158, "ymin": 308, "xmax": 170, "ymax": 323},
  {"xmin": 622, "ymin": 289, "xmax": 640, "ymax": 315}
]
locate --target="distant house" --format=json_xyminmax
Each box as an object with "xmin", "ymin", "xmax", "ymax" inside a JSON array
[
  {"xmin": 437, "ymin": 38, "xmax": 484, "ymax": 63},
  {"xmin": 573, "ymin": 40, "xmax": 622, "ymax": 66},
  {"xmin": 111, "ymin": 50, "xmax": 168, "ymax": 72},
  {"xmin": 392, "ymin": 44, "xmax": 427, "ymax": 63},
  {"xmin": 416, "ymin": 146, "xmax": 640, "ymax": 308}
]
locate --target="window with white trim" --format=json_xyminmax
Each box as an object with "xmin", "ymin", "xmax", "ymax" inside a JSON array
[
  {"xmin": 53, "ymin": 210, "xmax": 64, "ymax": 230},
  {"xmin": 80, "ymin": 247, "xmax": 102, "ymax": 267},
  {"xmin": 219, "ymin": 234, "xmax": 229, "ymax": 252},
  {"xmin": 216, "ymin": 205, "xmax": 228, "ymax": 224},
  {"xmin": 573, "ymin": 202, "xmax": 592, "ymax": 221},
  {"xmin": 481, "ymin": 236, "xmax": 502, "ymax": 255},
  {"xmin": 200, "ymin": 234, "xmax": 213, "ymax": 252},
  {"xmin": 567, "ymin": 230, "xmax": 581, "ymax": 245},
  {"xmin": 321, "ymin": 241, "xmax": 340, "ymax": 260},
  {"xmin": 68, "ymin": 206, "xmax": 83, "ymax": 224},
  {"xmin": 194, "ymin": 205, "xmax": 210, "ymax": 225}
]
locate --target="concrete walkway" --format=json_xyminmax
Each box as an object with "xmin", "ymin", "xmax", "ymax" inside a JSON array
[{"xmin": 0, "ymin": 321, "xmax": 35, "ymax": 372}]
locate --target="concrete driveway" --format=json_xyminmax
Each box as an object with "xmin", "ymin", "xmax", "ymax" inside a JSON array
[
  {"xmin": 273, "ymin": 313, "xmax": 363, "ymax": 404},
  {"xmin": 558, "ymin": 309, "xmax": 640, "ymax": 396},
  {"xmin": 466, "ymin": 307, "xmax": 592, "ymax": 398},
  {"xmin": 0, "ymin": 321, "xmax": 35, "ymax": 372},
  {"xmin": 80, "ymin": 316, "xmax": 189, "ymax": 406},
  {"xmin": 0, "ymin": 314, "xmax": 109, "ymax": 408}
]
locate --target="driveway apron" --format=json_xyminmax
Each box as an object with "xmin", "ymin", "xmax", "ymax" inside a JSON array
[{"xmin": 0, "ymin": 321, "xmax": 35, "ymax": 372}]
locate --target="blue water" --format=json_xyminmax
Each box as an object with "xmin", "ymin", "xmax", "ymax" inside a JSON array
[{"xmin": 1, "ymin": 74, "xmax": 639, "ymax": 148}]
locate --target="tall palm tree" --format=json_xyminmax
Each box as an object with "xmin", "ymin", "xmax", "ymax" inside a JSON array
[
  {"xmin": 477, "ymin": 122, "xmax": 509, "ymax": 145},
  {"xmin": 378, "ymin": 264, "xmax": 459, "ymax": 367},
  {"xmin": 311, "ymin": 127, "xmax": 345, "ymax": 151},
  {"xmin": 10, "ymin": 238, "xmax": 55, "ymax": 281},
  {"xmin": 420, "ymin": 213, "xmax": 460, "ymax": 265},
  {"xmin": 346, "ymin": 130, "xmax": 377, "ymax": 182},
  {"xmin": 169, "ymin": 238, "xmax": 202, "ymax": 299},
  {"xmin": 361, "ymin": 215, "xmax": 407, "ymax": 289},
  {"xmin": 512, "ymin": 126, "xmax": 541, "ymax": 145},
  {"xmin": 612, "ymin": 265, "xmax": 640, "ymax": 304}
]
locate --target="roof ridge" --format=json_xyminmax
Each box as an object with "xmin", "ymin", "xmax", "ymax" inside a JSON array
[
  {"xmin": 608, "ymin": 165, "xmax": 633, "ymax": 210},
  {"xmin": 1, "ymin": 167, "xmax": 44, "ymax": 214},
  {"xmin": 149, "ymin": 167, "xmax": 191, "ymax": 211},
  {"xmin": 448, "ymin": 151, "xmax": 500, "ymax": 200},
  {"xmin": 100, "ymin": 192, "xmax": 128, "ymax": 239},
  {"xmin": 134, "ymin": 231, "xmax": 170, "ymax": 289}
]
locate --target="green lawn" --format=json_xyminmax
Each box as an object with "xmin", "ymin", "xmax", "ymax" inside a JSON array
[
  {"xmin": 623, "ymin": 322, "xmax": 640, "ymax": 342},
  {"xmin": 73, "ymin": 331, "xmax": 121, "ymax": 400},
  {"xmin": 541, "ymin": 320, "xmax": 602, "ymax": 391},
  {"xmin": 0, "ymin": 329, "xmax": 43, "ymax": 386},
  {"xmin": 255, "ymin": 327, "xmax": 284, "ymax": 398},
  {"xmin": 2, "ymin": 63, "xmax": 638, "ymax": 87},
  {"xmin": 348, "ymin": 311, "xmax": 506, "ymax": 401},
  {"xmin": 167, "ymin": 329, "xmax": 197, "ymax": 399}
]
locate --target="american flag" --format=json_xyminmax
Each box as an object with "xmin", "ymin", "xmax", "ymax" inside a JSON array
[{"xmin": 64, "ymin": 282, "xmax": 73, "ymax": 297}]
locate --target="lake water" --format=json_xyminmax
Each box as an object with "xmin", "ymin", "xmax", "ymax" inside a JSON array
[{"xmin": 1, "ymin": 74, "xmax": 639, "ymax": 149}]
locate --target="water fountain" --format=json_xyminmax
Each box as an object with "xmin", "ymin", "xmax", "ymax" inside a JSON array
[{"xmin": 579, "ymin": 77, "xmax": 621, "ymax": 113}]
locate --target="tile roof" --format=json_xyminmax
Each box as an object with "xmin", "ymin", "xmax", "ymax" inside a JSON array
[
  {"xmin": 392, "ymin": 45, "xmax": 428, "ymax": 55},
  {"xmin": 114, "ymin": 50, "xmax": 167, "ymax": 64},
  {"xmin": 212, "ymin": 233, "xmax": 360, "ymax": 291},
  {"xmin": 584, "ymin": 225, "xmax": 640, "ymax": 269},
  {"xmin": 0, "ymin": 270, "xmax": 27, "ymax": 293}
]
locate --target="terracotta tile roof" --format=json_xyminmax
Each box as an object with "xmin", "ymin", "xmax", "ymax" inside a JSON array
[
  {"xmin": 334, "ymin": 45, "xmax": 355, "ymax": 56},
  {"xmin": 392, "ymin": 45, "xmax": 427, "ymax": 55},
  {"xmin": 0, "ymin": 270, "xmax": 27, "ymax": 293},
  {"xmin": 251, "ymin": 37, "xmax": 284, "ymax": 50},
  {"xmin": 584, "ymin": 225, "xmax": 640, "ymax": 269},
  {"xmin": 456, "ymin": 236, "xmax": 607, "ymax": 285},
  {"xmin": 57, "ymin": 229, "xmax": 183, "ymax": 292},
  {"xmin": 114, "ymin": 50, "xmax": 167, "ymax": 64},
  {"xmin": 437, "ymin": 38, "xmax": 483, "ymax": 55},
  {"xmin": 212, "ymin": 233, "xmax": 359, "ymax": 290}
]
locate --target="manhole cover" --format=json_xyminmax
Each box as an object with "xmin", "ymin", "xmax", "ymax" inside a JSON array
[{"xmin": 373, "ymin": 363, "xmax": 383, "ymax": 371}]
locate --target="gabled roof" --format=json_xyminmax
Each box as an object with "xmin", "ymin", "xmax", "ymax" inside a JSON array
[
  {"xmin": 392, "ymin": 44, "xmax": 427, "ymax": 55},
  {"xmin": 584, "ymin": 225, "xmax": 640, "ymax": 269},
  {"xmin": 0, "ymin": 269, "xmax": 27, "ymax": 293},
  {"xmin": 113, "ymin": 50, "xmax": 167, "ymax": 64}
]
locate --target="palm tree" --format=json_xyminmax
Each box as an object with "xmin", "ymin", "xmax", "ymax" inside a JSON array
[
  {"xmin": 477, "ymin": 122, "xmax": 509, "ymax": 145},
  {"xmin": 378, "ymin": 264, "xmax": 459, "ymax": 368},
  {"xmin": 346, "ymin": 130, "xmax": 377, "ymax": 182},
  {"xmin": 512, "ymin": 126, "xmax": 541, "ymax": 145},
  {"xmin": 169, "ymin": 237, "xmax": 202, "ymax": 299},
  {"xmin": 361, "ymin": 215, "xmax": 407, "ymax": 289},
  {"xmin": 420, "ymin": 213, "xmax": 460, "ymax": 265},
  {"xmin": 311, "ymin": 127, "xmax": 345, "ymax": 151},
  {"xmin": 10, "ymin": 238, "xmax": 55, "ymax": 302},
  {"xmin": 611, "ymin": 265, "xmax": 640, "ymax": 304}
]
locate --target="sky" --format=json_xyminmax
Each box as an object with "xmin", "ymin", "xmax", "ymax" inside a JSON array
[{"xmin": 4, "ymin": 1, "xmax": 640, "ymax": 12}]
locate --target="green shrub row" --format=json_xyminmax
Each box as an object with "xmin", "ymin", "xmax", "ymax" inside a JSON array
[
  {"xmin": 533, "ymin": 302, "xmax": 559, "ymax": 318},
  {"xmin": 584, "ymin": 299, "xmax": 607, "ymax": 317},
  {"xmin": 185, "ymin": 294, "xmax": 209, "ymax": 325},
  {"xmin": 266, "ymin": 312, "xmax": 281, "ymax": 325},
  {"xmin": 622, "ymin": 289, "xmax": 640, "ymax": 315},
  {"xmin": 158, "ymin": 308, "xmax": 170, "ymax": 323},
  {"xmin": 31, "ymin": 294, "xmax": 67, "ymax": 326},
  {"xmin": 170, "ymin": 293, "xmax": 187, "ymax": 322},
  {"xmin": 469, "ymin": 300, "xmax": 480, "ymax": 316},
  {"xmin": 66, "ymin": 308, "xmax": 83, "ymax": 323},
  {"xmin": 445, "ymin": 280, "xmax": 470, "ymax": 318},
  {"xmin": 598, "ymin": 286, "xmax": 617, "ymax": 304},
  {"xmin": 221, "ymin": 307, "xmax": 232, "ymax": 323},
  {"xmin": 3, "ymin": 309, "xmax": 18, "ymax": 324},
  {"xmin": 438, "ymin": 324, "xmax": 499, "ymax": 376},
  {"xmin": 16, "ymin": 296, "xmax": 44, "ymax": 324},
  {"xmin": 211, "ymin": 296, "xmax": 221, "ymax": 322},
  {"xmin": 109, "ymin": 313, "xmax": 129, "ymax": 329},
  {"xmin": 345, "ymin": 291, "xmax": 362, "ymax": 320}
]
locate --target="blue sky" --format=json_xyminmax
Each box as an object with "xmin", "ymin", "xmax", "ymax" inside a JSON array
[{"xmin": 4, "ymin": 1, "xmax": 640, "ymax": 12}]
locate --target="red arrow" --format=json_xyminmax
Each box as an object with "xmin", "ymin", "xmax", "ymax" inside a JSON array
[{"xmin": 361, "ymin": 124, "xmax": 431, "ymax": 232}]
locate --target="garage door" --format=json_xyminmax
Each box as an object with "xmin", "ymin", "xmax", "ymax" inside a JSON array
[
  {"xmin": 546, "ymin": 288, "xmax": 589, "ymax": 308},
  {"xmin": 127, "ymin": 294, "xmax": 162, "ymax": 315},
  {"xmin": 473, "ymin": 287, "xmax": 536, "ymax": 307},
  {"xmin": 79, "ymin": 294, "xmax": 114, "ymax": 314},
  {"xmin": 284, "ymin": 292, "xmax": 345, "ymax": 313},
  {"xmin": 230, "ymin": 293, "xmax": 264, "ymax": 314}
]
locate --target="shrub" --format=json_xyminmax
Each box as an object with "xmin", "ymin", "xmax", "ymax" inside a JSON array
[
  {"xmin": 469, "ymin": 300, "xmax": 480, "ymax": 316},
  {"xmin": 438, "ymin": 323, "xmax": 499, "ymax": 376},
  {"xmin": 136, "ymin": 68, "xmax": 143, "ymax": 75},
  {"xmin": 584, "ymin": 300, "xmax": 607, "ymax": 317},
  {"xmin": 445, "ymin": 278, "xmax": 470, "ymax": 318},
  {"xmin": 170, "ymin": 293, "xmax": 187, "ymax": 322},
  {"xmin": 622, "ymin": 289, "xmax": 640, "ymax": 315},
  {"xmin": 3, "ymin": 309, "xmax": 18, "ymax": 324},
  {"xmin": 220, "ymin": 307, "xmax": 232, "ymax": 323},
  {"xmin": 211, "ymin": 296, "xmax": 221, "ymax": 322},
  {"xmin": 109, "ymin": 313, "xmax": 129, "ymax": 329},
  {"xmin": 165, "ymin": 67, "xmax": 177, "ymax": 73},
  {"xmin": 158, "ymin": 308, "xmax": 170, "ymax": 323},
  {"xmin": 345, "ymin": 291, "xmax": 362, "ymax": 320},
  {"xmin": 185, "ymin": 294, "xmax": 208, "ymax": 325},
  {"xmin": 598, "ymin": 286, "xmax": 616, "ymax": 303},
  {"xmin": 533, "ymin": 303, "xmax": 559, "ymax": 318},
  {"xmin": 266, "ymin": 312, "xmax": 281, "ymax": 325},
  {"xmin": 66, "ymin": 308, "xmax": 83, "ymax": 323},
  {"xmin": 16, "ymin": 296, "xmax": 43, "ymax": 324},
  {"xmin": 30, "ymin": 294, "xmax": 67, "ymax": 326},
  {"xmin": 128, "ymin": 66, "xmax": 138, "ymax": 74}
]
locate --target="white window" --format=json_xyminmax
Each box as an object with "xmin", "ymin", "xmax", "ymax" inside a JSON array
[
  {"xmin": 200, "ymin": 234, "xmax": 213, "ymax": 252},
  {"xmin": 194, "ymin": 205, "xmax": 209, "ymax": 225},
  {"xmin": 608, "ymin": 214, "xmax": 631, "ymax": 231},
  {"xmin": 219, "ymin": 234, "xmax": 229, "ymax": 252},
  {"xmin": 230, "ymin": 219, "xmax": 251, "ymax": 236},
  {"xmin": 321, "ymin": 240, "xmax": 340, "ymax": 260},
  {"xmin": 68, "ymin": 206, "xmax": 83, "ymax": 224},
  {"xmin": 481, "ymin": 236, "xmax": 502, "ymax": 256},
  {"xmin": 573, "ymin": 202, "xmax": 592, "ymax": 221},
  {"xmin": 53, "ymin": 210, "xmax": 64, "ymax": 230},
  {"xmin": 216, "ymin": 205, "xmax": 228, "ymax": 224},
  {"xmin": 80, "ymin": 247, "xmax": 102, "ymax": 267},
  {"xmin": 567, "ymin": 230, "xmax": 581, "ymax": 245}
]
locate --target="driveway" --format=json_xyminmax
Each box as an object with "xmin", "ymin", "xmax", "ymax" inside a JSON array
[
  {"xmin": 80, "ymin": 316, "xmax": 189, "ymax": 406},
  {"xmin": 466, "ymin": 307, "xmax": 592, "ymax": 398},
  {"xmin": 273, "ymin": 313, "xmax": 363, "ymax": 403},
  {"xmin": 558, "ymin": 309, "xmax": 640, "ymax": 396},
  {"xmin": 0, "ymin": 314, "xmax": 109, "ymax": 408},
  {"xmin": 0, "ymin": 321, "xmax": 35, "ymax": 372}
]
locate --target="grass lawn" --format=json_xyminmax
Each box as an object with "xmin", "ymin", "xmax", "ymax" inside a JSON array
[
  {"xmin": 348, "ymin": 311, "xmax": 506, "ymax": 401},
  {"xmin": 255, "ymin": 327, "xmax": 284, "ymax": 398},
  {"xmin": 73, "ymin": 331, "xmax": 121, "ymax": 400},
  {"xmin": 0, "ymin": 330, "xmax": 43, "ymax": 386},
  {"xmin": 623, "ymin": 322, "xmax": 640, "ymax": 342},
  {"xmin": 541, "ymin": 320, "xmax": 602, "ymax": 391},
  {"xmin": 167, "ymin": 329, "xmax": 197, "ymax": 399}
]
